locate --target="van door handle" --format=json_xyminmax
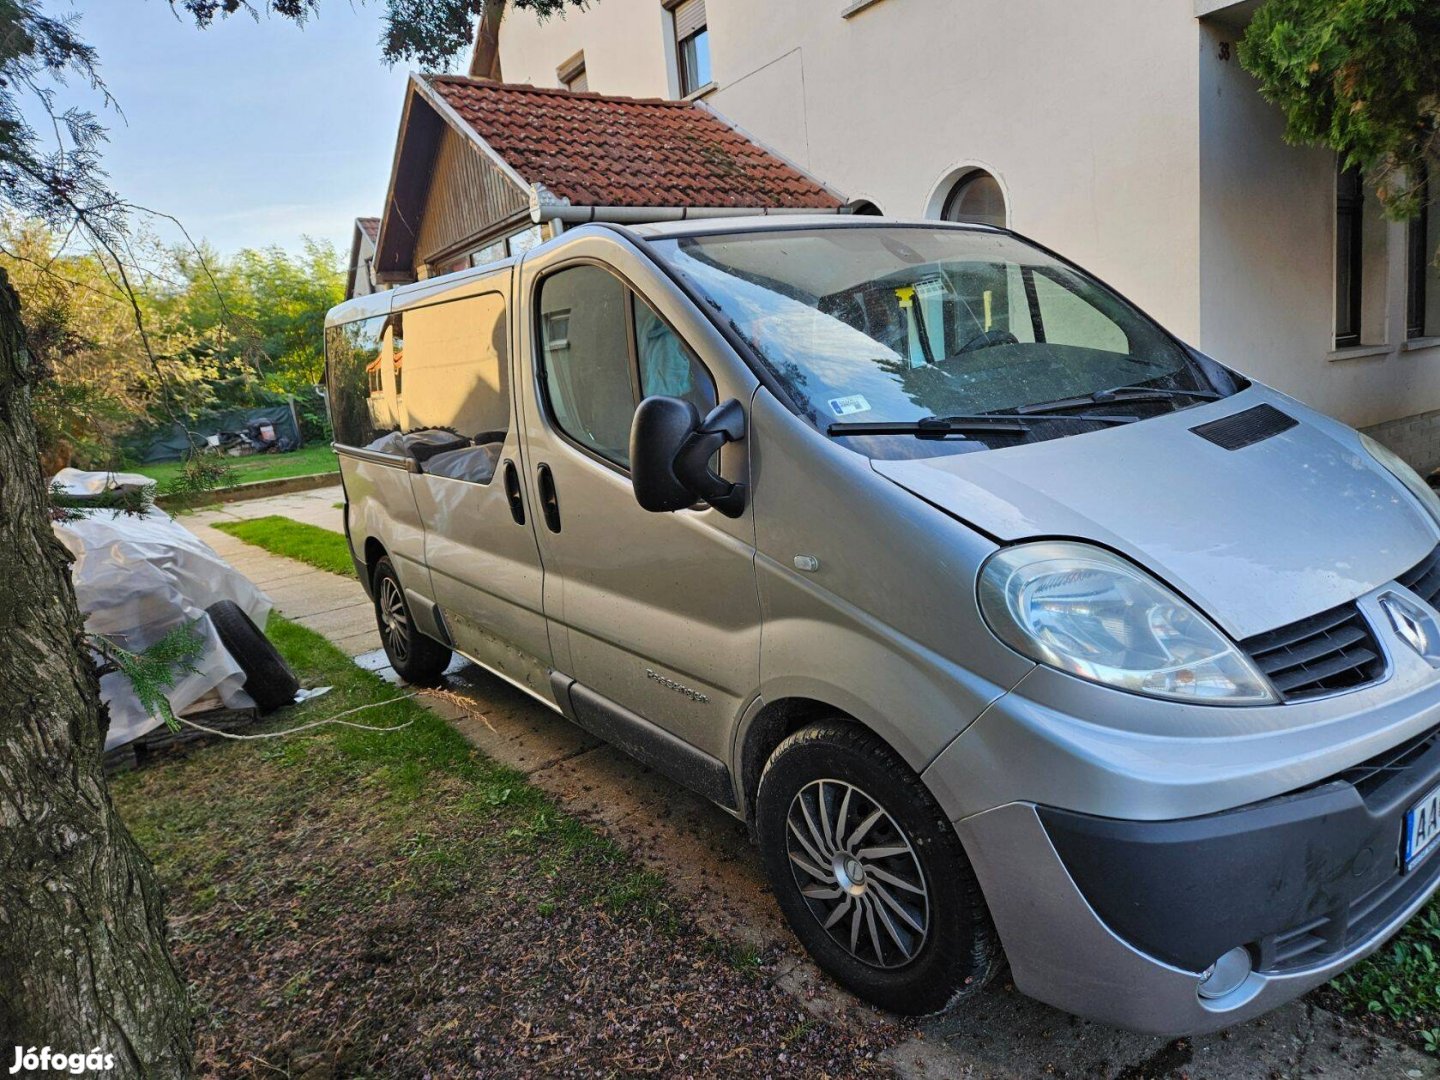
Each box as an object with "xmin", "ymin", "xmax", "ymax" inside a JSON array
[
  {"xmin": 536, "ymin": 464, "xmax": 561, "ymax": 533},
  {"xmin": 502, "ymin": 459, "xmax": 525, "ymax": 525}
]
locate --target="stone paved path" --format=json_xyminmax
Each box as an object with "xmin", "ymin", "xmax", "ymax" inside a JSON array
[{"xmin": 177, "ymin": 487, "xmax": 1439, "ymax": 1079}]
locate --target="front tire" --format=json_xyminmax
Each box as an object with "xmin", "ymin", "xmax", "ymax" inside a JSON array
[
  {"xmin": 756, "ymin": 721, "xmax": 1002, "ymax": 1015},
  {"xmin": 371, "ymin": 556, "xmax": 451, "ymax": 685}
]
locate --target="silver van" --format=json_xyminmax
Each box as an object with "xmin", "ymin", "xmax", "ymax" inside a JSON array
[{"xmin": 325, "ymin": 217, "xmax": 1440, "ymax": 1035}]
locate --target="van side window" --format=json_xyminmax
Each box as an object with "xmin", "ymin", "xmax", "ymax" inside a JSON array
[
  {"xmin": 537, "ymin": 265, "xmax": 717, "ymax": 469},
  {"xmin": 326, "ymin": 314, "xmax": 397, "ymax": 449},
  {"xmin": 1031, "ymin": 274, "xmax": 1129, "ymax": 354},
  {"xmin": 400, "ymin": 291, "xmax": 510, "ymax": 484},
  {"xmin": 390, "ymin": 312, "xmax": 404, "ymax": 398},
  {"xmin": 634, "ymin": 295, "xmax": 716, "ymax": 416},
  {"xmin": 539, "ymin": 265, "xmax": 643, "ymax": 467}
]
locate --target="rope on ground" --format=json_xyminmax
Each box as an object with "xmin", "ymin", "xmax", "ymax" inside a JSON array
[{"xmin": 178, "ymin": 692, "xmax": 422, "ymax": 740}]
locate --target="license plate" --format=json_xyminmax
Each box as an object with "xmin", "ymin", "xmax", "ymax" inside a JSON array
[{"xmin": 1404, "ymin": 783, "xmax": 1440, "ymax": 870}]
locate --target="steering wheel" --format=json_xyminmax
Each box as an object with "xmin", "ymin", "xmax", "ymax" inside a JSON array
[{"xmin": 949, "ymin": 329, "xmax": 1020, "ymax": 357}]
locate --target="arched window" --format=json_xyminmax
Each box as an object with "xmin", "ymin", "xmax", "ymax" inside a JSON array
[
  {"xmin": 847, "ymin": 199, "xmax": 883, "ymax": 216},
  {"xmin": 941, "ymin": 170, "xmax": 1006, "ymax": 227}
]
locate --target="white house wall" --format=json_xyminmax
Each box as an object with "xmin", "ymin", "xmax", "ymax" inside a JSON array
[
  {"xmin": 501, "ymin": 0, "xmax": 1204, "ymax": 340},
  {"xmin": 1196, "ymin": 20, "xmax": 1440, "ymax": 459}
]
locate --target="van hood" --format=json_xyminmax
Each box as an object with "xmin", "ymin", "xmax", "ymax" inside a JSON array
[{"xmin": 870, "ymin": 389, "xmax": 1439, "ymax": 640}]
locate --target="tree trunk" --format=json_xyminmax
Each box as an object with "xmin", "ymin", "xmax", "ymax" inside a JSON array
[
  {"xmin": 0, "ymin": 269, "xmax": 190, "ymax": 1075},
  {"xmin": 468, "ymin": 0, "xmax": 506, "ymax": 80}
]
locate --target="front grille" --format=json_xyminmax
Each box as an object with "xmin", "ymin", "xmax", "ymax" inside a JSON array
[
  {"xmin": 1263, "ymin": 847, "xmax": 1440, "ymax": 972},
  {"xmin": 1399, "ymin": 545, "xmax": 1440, "ymax": 607},
  {"xmin": 1336, "ymin": 723, "xmax": 1440, "ymax": 800},
  {"xmin": 1240, "ymin": 603, "xmax": 1386, "ymax": 702}
]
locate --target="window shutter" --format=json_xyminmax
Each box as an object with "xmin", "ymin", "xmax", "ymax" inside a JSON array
[
  {"xmin": 673, "ymin": 0, "xmax": 706, "ymax": 41},
  {"xmin": 569, "ymin": 68, "xmax": 589, "ymax": 93}
]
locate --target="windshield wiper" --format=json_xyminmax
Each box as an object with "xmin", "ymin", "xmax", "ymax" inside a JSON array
[
  {"xmin": 1010, "ymin": 385, "xmax": 1222, "ymax": 416},
  {"xmin": 827, "ymin": 412, "xmax": 1134, "ymax": 439}
]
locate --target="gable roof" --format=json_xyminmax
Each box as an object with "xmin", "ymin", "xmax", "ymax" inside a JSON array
[
  {"xmin": 373, "ymin": 75, "xmax": 844, "ymax": 281},
  {"xmin": 424, "ymin": 76, "xmax": 843, "ymax": 211},
  {"xmin": 346, "ymin": 215, "xmax": 381, "ymax": 299}
]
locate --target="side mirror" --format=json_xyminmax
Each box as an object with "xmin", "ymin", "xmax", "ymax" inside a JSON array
[{"xmin": 629, "ymin": 396, "xmax": 747, "ymax": 518}]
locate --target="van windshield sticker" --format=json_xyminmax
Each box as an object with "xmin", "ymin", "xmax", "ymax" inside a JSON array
[{"xmin": 828, "ymin": 394, "xmax": 871, "ymax": 417}]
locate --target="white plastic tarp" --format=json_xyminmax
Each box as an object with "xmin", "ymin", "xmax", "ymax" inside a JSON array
[
  {"xmin": 53, "ymin": 493, "xmax": 273, "ymax": 750},
  {"xmin": 51, "ymin": 466, "xmax": 157, "ymax": 498}
]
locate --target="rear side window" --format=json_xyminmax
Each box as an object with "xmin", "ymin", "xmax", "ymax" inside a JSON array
[
  {"xmin": 326, "ymin": 314, "xmax": 397, "ymax": 449},
  {"xmin": 402, "ymin": 292, "xmax": 509, "ymax": 440},
  {"xmin": 537, "ymin": 264, "xmax": 715, "ymax": 469}
]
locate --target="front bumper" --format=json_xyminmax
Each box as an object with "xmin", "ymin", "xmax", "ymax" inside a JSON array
[{"xmin": 956, "ymin": 726, "xmax": 1440, "ymax": 1035}]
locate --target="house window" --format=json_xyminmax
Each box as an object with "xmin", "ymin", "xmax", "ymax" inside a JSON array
[
  {"xmin": 506, "ymin": 225, "xmax": 545, "ymax": 258},
  {"xmin": 558, "ymin": 51, "xmax": 588, "ymax": 93},
  {"xmin": 941, "ymin": 170, "xmax": 1007, "ymax": 228},
  {"xmin": 1335, "ymin": 164, "xmax": 1365, "ymax": 348},
  {"xmin": 1408, "ymin": 164, "xmax": 1439, "ymax": 340},
  {"xmin": 470, "ymin": 239, "xmax": 508, "ymax": 267},
  {"xmin": 543, "ymin": 310, "xmax": 571, "ymax": 351},
  {"xmin": 671, "ymin": 0, "xmax": 710, "ymax": 96}
]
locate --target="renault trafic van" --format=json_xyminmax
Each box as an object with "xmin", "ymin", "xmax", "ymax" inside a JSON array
[{"xmin": 325, "ymin": 218, "xmax": 1440, "ymax": 1034}]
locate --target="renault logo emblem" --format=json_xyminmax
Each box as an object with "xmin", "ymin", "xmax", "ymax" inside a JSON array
[{"xmin": 1380, "ymin": 592, "xmax": 1440, "ymax": 665}]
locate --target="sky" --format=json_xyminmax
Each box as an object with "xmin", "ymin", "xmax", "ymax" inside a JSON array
[{"xmin": 37, "ymin": 1, "xmax": 428, "ymax": 259}]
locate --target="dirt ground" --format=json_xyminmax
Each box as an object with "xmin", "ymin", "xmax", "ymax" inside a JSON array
[{"xmin": 112, "ymin": 619, "xmax": 901, "ymax": 1078}]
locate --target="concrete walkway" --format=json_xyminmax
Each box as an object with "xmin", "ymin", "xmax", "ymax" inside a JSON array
[
  {"xmin": 186, "ymin": 487, "xmax": 378, "ymax": 658},
  {"xmin": 178, "ymin": 488, "xmax": 1438, "ymax": 1080}
]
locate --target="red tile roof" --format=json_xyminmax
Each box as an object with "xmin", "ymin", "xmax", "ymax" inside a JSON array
[
  {"xmin": 424, "ymin": 76, "xmax": 841, "ymax": 211},
  {"xmin": 357, "ymin": 216, "xmax": 380, "ymax": 241}
]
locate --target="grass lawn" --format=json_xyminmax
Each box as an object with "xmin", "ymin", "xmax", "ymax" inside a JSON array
[
  {"xmin": 137, "ymin": 443, "xmax": 338, "ymax": 489},
  {"xmin": 111, "ymin": 617, "xmax": 890, "ymax": 1076},
  {"xmin": 211, "ymin": 515, "xmax": 355, "ymax": 577}
]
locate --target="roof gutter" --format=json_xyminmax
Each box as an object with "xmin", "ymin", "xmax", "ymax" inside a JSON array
[{"xmin": 528, "ymin": 184, "xmax": 844, "ymax": 226}]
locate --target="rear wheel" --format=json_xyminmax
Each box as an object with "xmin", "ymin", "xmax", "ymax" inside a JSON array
[
  {"xmin": 756, "ymin": 721, "xmax": 1002, "ymax": 1015},
  {"xmin": 371, "ymin": 556, "xmax": 451, "ymax": 685}
]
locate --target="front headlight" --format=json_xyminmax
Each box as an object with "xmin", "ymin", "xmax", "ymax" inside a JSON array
[
  {"xmin": 1360, "ymin": 433, "xmax": 1440, "ymax": 528},
  {"xmin": 979, "ymin": 542, "xmax": 1277, "ymax": 705}
]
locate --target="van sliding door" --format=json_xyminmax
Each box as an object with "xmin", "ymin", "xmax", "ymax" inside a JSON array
[{"xmin": 400, "ymin": 283, "xmax": 555, "ymax": 702}]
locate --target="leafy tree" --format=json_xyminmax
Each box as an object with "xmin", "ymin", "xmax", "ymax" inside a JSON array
[
  {"xmin": 374, "ymin": 0, "xmax": 579, "ymax": 70},
  {"xmin": 175, "ymin": 0, "xmax": 583, "ymax": 70},
  {"xmin": 1239, "ymin": 0, "xmax": 1440, "ymax": 226},
  {"xmin": 0, "ymin": 2, "xmax": 586, "ymax": 1075},
  {"xmin": 0, "ymin": 219, "xmax": 231, "ymax": 468},
  {"xmin": 2, "ymin": 220, "xmax": 345, "ymax": 465},
  {"xmin": 163, "ymin": 239, "xmax": 344, "ymax": 397}
]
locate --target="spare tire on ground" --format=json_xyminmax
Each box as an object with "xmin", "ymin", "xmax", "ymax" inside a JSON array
[{"xmin": 206, "ymin": 600, "xmax": 300, "ymax": 713}]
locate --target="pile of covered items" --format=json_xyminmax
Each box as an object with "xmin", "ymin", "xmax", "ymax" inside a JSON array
[{"xmin": 51, "ymin": 468, "xmax": 299, "ymax": 751}]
